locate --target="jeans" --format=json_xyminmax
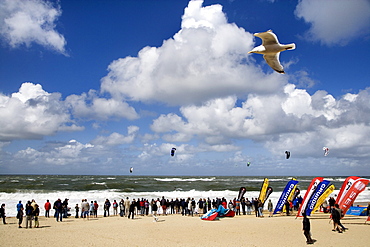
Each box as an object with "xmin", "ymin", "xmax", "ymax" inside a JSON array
[{"xmin": 56, "ymin": 210, "xmax": 63, "ymax": 221}]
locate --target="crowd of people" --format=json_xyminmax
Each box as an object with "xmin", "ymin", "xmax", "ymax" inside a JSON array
[
  {"xmin": 1, "ymin": 195, "xmax": 369, "ymax": 231},
  {"xmin": 1, "ymin": 196, "xmax": 274, "ymax": 225}
]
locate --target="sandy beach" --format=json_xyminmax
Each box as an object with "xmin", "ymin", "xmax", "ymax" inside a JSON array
[{"xmin": 0, "ymin": 212, "xmax": 369, "ymax": 247}]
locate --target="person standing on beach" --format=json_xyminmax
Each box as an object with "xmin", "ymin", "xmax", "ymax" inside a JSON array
[
  {"xmin": 62, "ymin": 198, "xmax": 69, "ymax": 218},
  {"xmin": 253, "ymin": 198, "xmax": 259, "ymax": 217},
  {"xmin": 90, "ymin": 201, "xmax": 94, "ymax": 216},
  {"xmin": 246, "ymin": 198, "xmax": 252, "ymax": 215},
  {"xmin": 25, "ymin": 201, "xmax": 33, "ymax": 228},
  {"xmin": 119, "ymin": 199, "xmax": 125, "ymax": 217},
  {"xmin": 197, "ymin": 199, "xmax": 204, "ymax": 215},
  {"xmin": 367, "ymin": 203, "xmax": 370, "ymax": 216},
  {"xmin": 257, "ymin": 200, "xmax": 264, "ymax": 217},
  {"xmin": 328, "ymin": 197, "xmax": 335, "ymax": 213},
  {"xmin": 82, "ymin": 199, "xmax": 90, "ymax": 219},
  {"xmin": 104, "ymin": 199, "xmax": 111, "ymax": 217},
  {"xmin": 302, "ymin": 212, "xmax": 314, "ymax": 244},
  {"xmin": 128, "ymin": 200, "xmax": 136, "ymax": 219},
  {"xmin": 44, "ymin": 200, "xmax": 51, "ymax": 217},
  {"xmin": 54, "ymin": 198, "xmax": 63, "ymax": 222},
  {"xmin": 241, "ymin": 198, "xmax": 246, "ymax": 215},
  {"xmin": 16, "ymin": 201, "xmax": 23, "ymax": 213},
  {"xmin": 34, "ymin": 204, "xmax": 40, "ymax": 228},
  {"xmin": 16, "ymin": 207, "xmax": 24, "ymax": 228},
  {"xmin": 93, "ymin": 201, "xmax": 99, "ymax": 218},
  {"xmin": 267, "ymin": 199, "xmax": 273, "ymax": 217},
  {"xmin": 0, "ymin": 204, "xmax": 7, "ymax": 224},
  {"xmin": 75, "ymin": 204, "xmax": 79, "ymax": 218},
  {"xmin": 124, "ymin": 197, "xmax": 130, "ymax": 216},
  {"xmin": 113, "ymin": 200, "xmax": 118, "ymax": 216},
  {"xmin": 285, "ymin": 200, "xmax": 290, "ymax": 216},
  {"xmin": 161, "ymin": 196, "xmax": 167, "ymax": 216}
]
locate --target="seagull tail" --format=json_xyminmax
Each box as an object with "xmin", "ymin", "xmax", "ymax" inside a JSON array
[{"xmin": 285, "ymin": 43, "xmax": 296, "ymax": 50}]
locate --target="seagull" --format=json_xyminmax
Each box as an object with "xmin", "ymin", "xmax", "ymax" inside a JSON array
[{"xmin": 248, "ymin": 30, "xmax": 295, "ymax": 74}]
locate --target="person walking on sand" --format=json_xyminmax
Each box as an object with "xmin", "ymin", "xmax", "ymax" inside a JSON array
[
  {"xmin": 302, "ymin": 212, "xmax": 314, "ymax": 244},
  {"xmin": 152, "ymin": 200, "xmax": 158, "ymax": 222},
  {"xmin": 331, "ymin": 204, "xmax": 343, "ymax": 233},
  {"xmin": 0, "ymin": 204, "xmax": 7, "ymax": 224}
]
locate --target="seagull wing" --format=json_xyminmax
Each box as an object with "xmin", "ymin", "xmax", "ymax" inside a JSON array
[
  {"xmin": 263, "ymin": 53, "xmax": 284, "ymax": 74},
  {"xmin": 254, "ymin": 30, "xmax": 280, "ymax": 46}
]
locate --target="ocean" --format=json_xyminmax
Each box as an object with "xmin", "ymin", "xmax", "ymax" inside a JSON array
[{"xmin": 1, "ymin": 175, "xmax": 369, "ymax": 217}]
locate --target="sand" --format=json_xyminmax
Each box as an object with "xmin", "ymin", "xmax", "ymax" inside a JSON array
[{"xmin": 0, "ymin": 212, "xmax": 369, "ymax": 247}]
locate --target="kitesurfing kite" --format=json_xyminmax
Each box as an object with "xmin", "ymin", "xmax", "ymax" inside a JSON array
[
  {"xmin": 171, "ymin": 147, "xmax": 176, "ymax": 156},
  {"xmin": 285, "ymin": 151, "xmax": 290, "ymax": 159},
  {"xmin": 248, "ymin": 30, "xmax": 296, "ymax": 74},
  {"xmin": 129, "ymin": 167, "xmax": 133, "ymax": 173},
  {"xmin": 247, "ymin": 162, "xmax": 251, "ymax": 167},
  {"xmin": 201, "ymin": 205, "xmax": 235, "ymax": 221},
  {"xmin": 323, "ymin": 147, "xmax": 329, "ymax": 156}
]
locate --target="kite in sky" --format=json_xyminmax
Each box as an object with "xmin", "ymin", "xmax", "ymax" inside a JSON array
[
  {"xmin": 130, "ymin": 167, "xmax": 133, "ymax": 173},
  {"xmin": 285, "ymin": 151, "xmax": 291, "ymax": 159},
  {"xmin": 171, "ymin": 147, "xmax": 176, "ymax": 156},
  {"xmin": 323, "ymin": 147, "xmax": 329, "ymax": 156},
  {"xmin": 248, "ymin": 30, "xmax": 295, "ymax": 74}
]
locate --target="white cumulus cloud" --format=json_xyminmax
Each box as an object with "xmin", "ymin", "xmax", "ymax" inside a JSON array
[
  {"xmin": 0, "ymin": 0, "xmax": 67, "ymax": 54},
  {"xmin": 295, "ymin": 0, "xmax": 370, "ymax": 46},
  {"xmin": 0, "ymin": 83, "xmax": 81, "ymax": 141},
  {"xmin": 100, "ymin": 0, "xmax": 288, "ymax": 106},
  {"xmin": 92, "ymin": 126, "xmax": 139, "ymax": 146},
  {"xmin": 65, "ymin": 90, "xmax": 139, "ymax": 121}
]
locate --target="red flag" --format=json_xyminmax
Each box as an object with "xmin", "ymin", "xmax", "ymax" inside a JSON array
[
  {"xmin": 338, "ymin": 178, "xmax": 369, "ymax": 215},
  {"xmin": 335, "ymin": 176, "xmax": 360, "ymax": 205},
  {"xmin": 296, "ymin": 177, "xmax": 324, "ymax": 217}
]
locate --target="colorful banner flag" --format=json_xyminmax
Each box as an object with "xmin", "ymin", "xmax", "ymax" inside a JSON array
[
  {"xmin": 335, "ymin": 176, "xmax": 360, "ymax": 206},
  {"xmin": 273, "ymin": 179, "xmax": 299, "ymax": 214},
  {"xmin": 337, "ymin": 178, "xmax": 369, "ymax": 215},
  {"xmin": 311, "ymin": 184, "xmax": 335, "ymax": 214},
  {"xmin": 296, "ymin": 177, "xmax": 324, "ymax": 217},
  {"xmin": 305, "ymin": 180, "xmax": 331, "ymax": 216},
  {"xmin": 237, "ymin": 187, "xmax": 246, "ymax": 201},
  {"xmin": 264, "ymin": 186, "xmax": 273, "ymax": 204},
  {"xmin": 258, "ymin": 178, "xmax": 269, "ymax": 204}
]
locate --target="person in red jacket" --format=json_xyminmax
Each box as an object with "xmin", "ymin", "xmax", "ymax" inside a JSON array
[{"xmin": 44, "ymin": 200, "xmax": 51, "ymax": 217}]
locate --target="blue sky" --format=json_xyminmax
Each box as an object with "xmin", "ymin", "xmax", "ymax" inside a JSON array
[{"xmin": 1, "ymin": 0, "xmax": 370, "ymax": 176}]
